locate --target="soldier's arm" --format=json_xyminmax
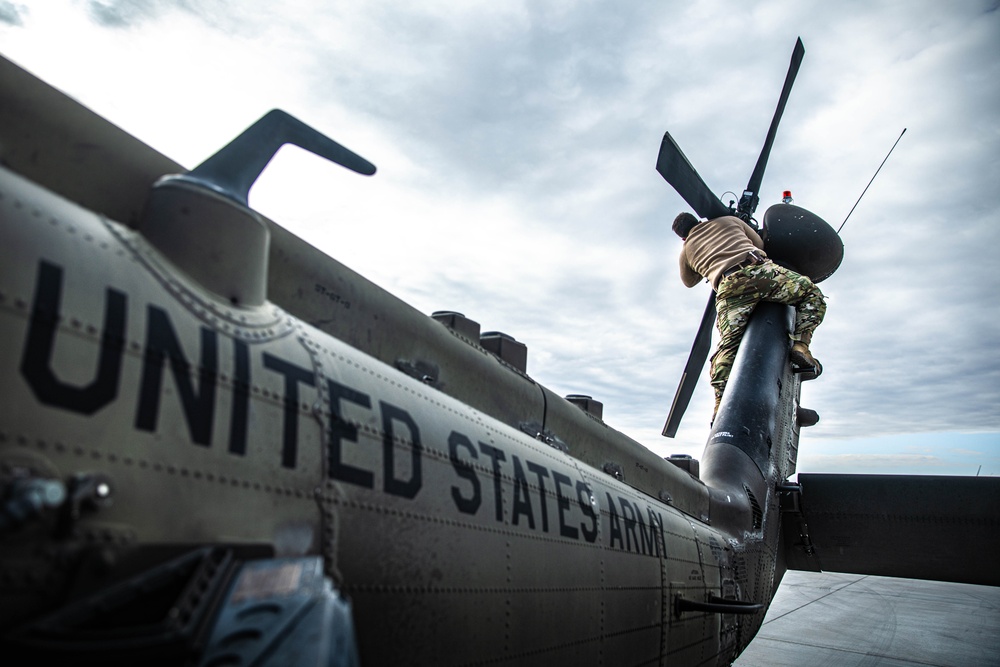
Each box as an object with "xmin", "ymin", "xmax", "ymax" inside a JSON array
[{"xmin": 679, "ymin": 250, "xmax": 702, "ymax": 287}]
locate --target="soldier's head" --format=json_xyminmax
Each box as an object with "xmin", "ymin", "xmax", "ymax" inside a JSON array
[{"xmin": 672, "ymin": 212, "xmax": 700, "ymax": 239}]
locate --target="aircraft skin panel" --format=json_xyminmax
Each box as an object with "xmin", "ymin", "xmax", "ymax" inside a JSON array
[
  {"xmin": 0, "ymin": 165, "xmax": 324, "ymax": 551},
  {"xmin": 314, "ymin": 354, "xmax": 720, "ymax": 664},
  {"xmin": 782, "ymin": 473, "xmax": 1000, "ymax": 586}
]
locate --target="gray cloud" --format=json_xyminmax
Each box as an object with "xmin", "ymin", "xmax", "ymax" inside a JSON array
[
  {"xmin": 83, "ymin": 0, "xmax": 261, "ymax": 32},
  {"xmin": 84, "ymin": 0, "xmax": 164, "ymax": 27},
  {"xmin": 0, "ymin": 1, "xmax": 27, "ymax": 26}
]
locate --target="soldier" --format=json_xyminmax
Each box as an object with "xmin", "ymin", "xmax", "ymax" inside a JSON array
[{"xmin": 673, "ymin": 212, "xmax": 826, "ymax": 419}]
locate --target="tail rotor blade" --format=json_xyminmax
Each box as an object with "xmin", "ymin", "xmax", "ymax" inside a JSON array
[
  {"xmin": 663, "ymin": 295, "xmax": 716, "ymax": 437},
  {"xmin": 741, "ymin": 38, "xmax": 805, "ymax": 217},
  {"xmin": 656, "ymin": 132, "xmax": 729, "ymax": 221}
]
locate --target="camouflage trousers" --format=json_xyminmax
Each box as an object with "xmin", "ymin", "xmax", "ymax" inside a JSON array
[{"xmin": 710, "ymin": 261, "xmax": 826, "ymax": 402}]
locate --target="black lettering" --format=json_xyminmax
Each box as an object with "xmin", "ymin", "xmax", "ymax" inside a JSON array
[
  {"xmin": 228, "ymin": 339, "xmax": 250, "ymax": 456},
  {"xmin": 576, "ymin": 480, "xmax": 598, "ymax": 543},
  {"xmin": 381, "ymin": 401, "xmax": 422, "ymax": 499},
  {"xmin": 327, "ymin": 380, "xmax": 374, "ymax": 488},
  {"xmin": 652, "ymin": 510, "xmax": 667, "ymax": 557},
  {"xmin": 511, "ymin": 456, "xmax": 534, "ymax": 529},
  {"xmin": 607, "ymin": 493, "xmax": 623, "ymax": 550},
  {"xmin": 526, "ymin": 461, "xmax": 550, "ymax": 532},
  {"xmin": 21, "ymin": 261, "xmax": 126, "ymax": 415},
  {"xmin": 620, "ymin": 497, "xmax": 638, "ymax": 553},
  {"xmin": 263, "ymin": 354, "xmax": 315, "ymax": 468},
  {"xmin": 552, "ymin": 471, "xmax": 578, "ymax": 540},
  {"xmin": 478, "ymin": 442, "xmax": 506, "ymax": 522},
  {"xmin": 638, "ymin": 506, "xmax": 659, "ymax": 557},
  {"xmin": 135, "ymin": 306, "xmax": 217, "ymax": 446},
  {"xmin": 449, "ymin": 431, "xmax": 480, "ymax": 515}
]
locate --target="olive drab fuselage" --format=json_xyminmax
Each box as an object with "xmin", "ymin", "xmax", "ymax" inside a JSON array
[
  {"xmin": 0, "ymin": 162, "xmax": 791, "ymax": 664},
  {"xmin": 0, "ymin": 51, "xmax": 818, "ymax": 666}
]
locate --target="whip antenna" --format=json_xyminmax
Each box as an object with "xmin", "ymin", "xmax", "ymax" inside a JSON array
[{"xmin": 838, "ymin": 128, "xmax": 906, "ymax": 234}]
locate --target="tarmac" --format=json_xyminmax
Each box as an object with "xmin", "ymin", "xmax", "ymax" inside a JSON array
[{"xmin": 733, "ymin": 570, "xmax": 1000, "ymax": 667}]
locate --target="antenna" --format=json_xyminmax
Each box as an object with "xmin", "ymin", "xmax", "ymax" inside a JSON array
[{"xmin": 837, "ymin": 128, "xmax": 906, "ymax": 234}]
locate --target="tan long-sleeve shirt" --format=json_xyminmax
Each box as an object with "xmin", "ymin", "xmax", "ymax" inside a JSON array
[{"xmin": 679, "ymin": 215, "xmax": 765, "ymax": 290}]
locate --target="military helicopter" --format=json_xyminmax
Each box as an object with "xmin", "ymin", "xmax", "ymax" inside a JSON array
[{"xmin": 0, "ymin": 38, "xmax": 996, "ymax": 667}]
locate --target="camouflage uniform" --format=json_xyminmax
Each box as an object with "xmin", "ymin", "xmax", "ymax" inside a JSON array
[
  {"xmin": 710, "ymin": 260, "xmax": 826, "ymax": 402},
  {"xmin": 675, "ymin": 214, "xmax": 826, "ymax": 412}
]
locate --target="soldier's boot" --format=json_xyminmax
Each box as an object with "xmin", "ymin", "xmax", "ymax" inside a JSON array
[
  {"xmin": 711, "ymin": 392, "xmax": 722, "ymax": 425},
  {"xmin": 789, "ymin": 341, "xmax": 822, "ymax": 379}
]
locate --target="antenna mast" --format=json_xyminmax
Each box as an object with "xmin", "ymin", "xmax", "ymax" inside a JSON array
[{"xmin": 838, "ymin": 128, "xmax": 906, "ymax": 234}]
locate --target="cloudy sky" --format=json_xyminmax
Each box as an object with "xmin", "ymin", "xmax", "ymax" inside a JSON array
[{"xmin": 2, "ymin": 0, "xmax": 998, "ymax": 476}]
